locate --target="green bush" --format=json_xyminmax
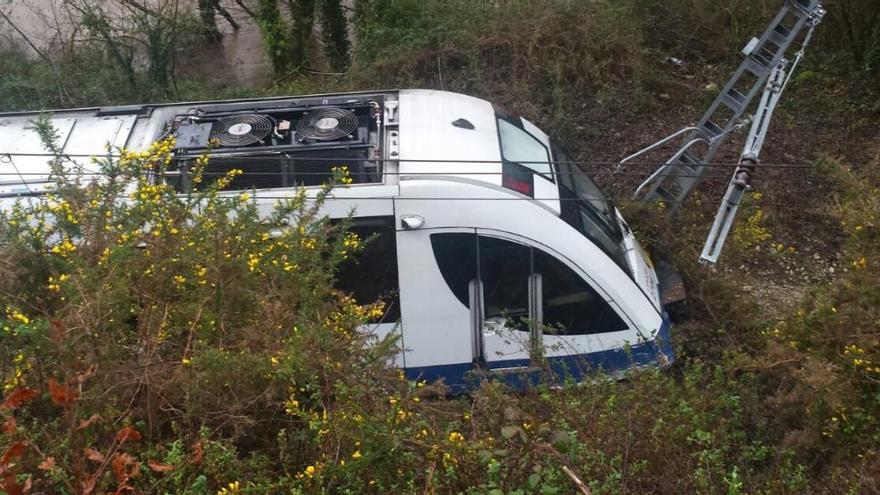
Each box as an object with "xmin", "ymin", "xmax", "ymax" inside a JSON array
[
  {"xmin": 2, "ymin": 139, "xmax": 878, "ymax": 492},
  {"xmin": 0, "ymin": 123, "xmax": 406, "ymax": 493},
  {"xmin": 1, "ymin": 2, "xmax": 879, "ymax": 492},
  {"xmin": 350, "ymin": 0, "xmax": 650, "ymax": 144}
]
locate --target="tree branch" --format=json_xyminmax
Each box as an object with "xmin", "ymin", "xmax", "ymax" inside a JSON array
[{"xmin": 232, "ymin": 0, "xmax": 256, "ymax": 19}]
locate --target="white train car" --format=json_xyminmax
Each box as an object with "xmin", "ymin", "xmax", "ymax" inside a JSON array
[{"xmin": 0, "ymin": 90, "xmax": 675, "ymax": 389}]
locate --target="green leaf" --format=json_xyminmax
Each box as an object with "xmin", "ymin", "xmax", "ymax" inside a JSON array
[{"xmin": 501, "ymin": 425, "xmax": 520, "ymax": 439}]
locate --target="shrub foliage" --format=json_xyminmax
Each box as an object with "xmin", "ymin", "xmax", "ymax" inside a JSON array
[
  {"xmin": 1, "ymin": 135, "xmax": 879, "ymax": 494},
  {"xmin": 1, "ymin": 1, "xmax": 879, "ymax": 493}
]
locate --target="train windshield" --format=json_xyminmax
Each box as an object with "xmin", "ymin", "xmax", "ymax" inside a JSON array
[{"xmin": 552, "ymin": 145, "xmax": 630, "ymax": 275}]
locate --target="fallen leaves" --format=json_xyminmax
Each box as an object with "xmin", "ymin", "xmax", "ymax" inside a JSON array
[
  {"xmin": 114, "ymin": 426, "xmax": 142, "ymax": 443},
  {"xmin": 77, "ymin": 413, "xmax": 101, "ymax": 430},
  {"xmin": 192, "ymin": 441, "xmax": 203, "ymax": 465},
  {"xmin": 0, "ymin": 388, "xmax": 38, "ymax": 410},
  {"xmin": 147, "ymin": 459, "xmax": 174, "ymax": 473},
  {"xmin": 1, "ymin": 441, "xmax": 28, "ymax": 466},
  {"xmin": 111, "ymin": 452, "xmax": 140, "ymax": 488},
  {"xmin": 84, "ymin": 448, "xmax": 105, "ymax": 463},
  {"xmin": 48, "ymin": 379, "xmax": 77, "ymax": 408},
  {"xmin": 2, "ymin": 474, "xmax": 29, "ymax": 495},
  {"xmin": 2, "ymin": 416, "xmax": 15, "ymax": 435},
  {"xmin": 37, "ymin": 457, "xmax": 55, "ymax": 471}
]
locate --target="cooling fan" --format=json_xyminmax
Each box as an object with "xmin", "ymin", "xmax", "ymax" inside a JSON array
[
  {"xmin": 211, "ymin": 114, "xmax": 273, "ymax": 147},
  {"xmin": 296, "ymin": 107, "xmax": 359, "ymax": 141}
]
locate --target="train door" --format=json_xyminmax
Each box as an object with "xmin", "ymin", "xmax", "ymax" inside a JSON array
[
  {"xmin": 427, "ymin": 231, "xmax": 534, "ymax": 369},
  {"xmin": 428, "ymin": 230, "xmax": 633, "ymax": 371},
  {"xmin": 395, "ymin": 227, "xmax": 477, "ymax": 381}
]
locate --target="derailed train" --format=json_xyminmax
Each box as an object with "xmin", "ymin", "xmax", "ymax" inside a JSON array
[{"xmin": 0, "ymin": 90, "xmax": 680, "ymax": 389}]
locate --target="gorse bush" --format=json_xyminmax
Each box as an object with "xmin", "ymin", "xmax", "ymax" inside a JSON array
[
  {"xmin": 2, "ymin": 0, "xmax": 880, "ymax": 491},
  {"xmin": 763, "ymin": 158, "xmax": 880, "ymax": 451},
  {"xmin": 0, "ymin": 120, "xmax": 411, "ymax": 493},
  {"xmin": 2, "ymin": 125, "xmax": 879, "ymax": 492}
]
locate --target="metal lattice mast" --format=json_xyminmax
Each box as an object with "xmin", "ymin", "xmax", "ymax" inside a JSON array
[
  {"xmin": 619, "ymin": 0, "xmax": 825, "ymax": 208},
  {"xmin": 700, "ymin": 9, "xmax": 824, "ymax": 263}
]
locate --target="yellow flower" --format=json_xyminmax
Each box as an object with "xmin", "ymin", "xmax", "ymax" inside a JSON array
[
  {"xmin": 181, "ymin": 357, "xmax": 192, "ymax": 366},
  {"xmin": 304, "ymin": 465, "xmax": 316, "ymax": 477},
  {"xmin": 50, "ymin": 239, "xmax": 77, "ymax": 256},
  {"xmin": 351, "ymin": 450, "xmax": 362, "ymax": 459},
  {"xmin": 6, "ymin": 307, "xmax": 30, "ymax": 325},
  {"xmin": 247, "ymin": 253, "xmax": 261, "ymax": 272},
  {"xmin": 448, "ymin": 431, "xmax": 464, "ymax": 443},
  {"xmin": 216, "ymin": 481, "xmax": 240, "ymax": 495},
  {"xmin": 343, "ymin": 232, "xmax": 360, "ymax": 249}
]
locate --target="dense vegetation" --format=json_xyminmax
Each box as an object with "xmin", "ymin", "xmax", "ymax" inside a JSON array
[{"xmin": 1, "ymin": 0, "xmax": 879, "ymax": 493}]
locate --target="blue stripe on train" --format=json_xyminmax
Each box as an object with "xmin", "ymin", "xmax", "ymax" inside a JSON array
[{"xmin": 404, "ymin": 312, "xmax": 674, "ymax": 392}]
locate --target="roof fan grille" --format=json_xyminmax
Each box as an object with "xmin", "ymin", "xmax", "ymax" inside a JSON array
[
  {"xmin": 211, "ymin": 114, "xmax": 273, "ymax": 147},
  {"xmin": 296, "ymin": 107, "xmax": 359, "ymax": 141}
]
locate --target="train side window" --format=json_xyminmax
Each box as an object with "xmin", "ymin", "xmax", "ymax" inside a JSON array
[
  {"xmin": 533, "ymin": 249, "xmax": 628, "ymax": 335},
  {"xmin": 497, "ymin": 118, "xmax": 553, "ymax": 179},
  {"xmin": 431, "ymin": 232, "xmax": 627, "ymax": 334},
  {"xmin": 430, "ymin": 232, "xmax": 477, "ymax": 308},
  {"xmin": 335, "ymin": 218, "xmax": 401, "ymax": 323},
  {"xmin": 479, "ymin": 236, "xmax": 531, "ymax": 326}
]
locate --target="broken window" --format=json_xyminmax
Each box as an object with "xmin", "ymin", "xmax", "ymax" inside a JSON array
[
  {"xmin": 479, "ymin": 235, "xmax": 530, "ymax": 323},
  {"xmin": 533, "ymin": 249, "xmax": 627, "ymax": 335},
  {"xmin": 430, "ymin": 232, "xmax": 628, "ymax": 334},
  {"xmin": 335, "ymin": 217, "xmax": 400, "ymax": 323},
  {"xmin": 554, "ymin": 146, "xmax": 629, "ymax": 275}
]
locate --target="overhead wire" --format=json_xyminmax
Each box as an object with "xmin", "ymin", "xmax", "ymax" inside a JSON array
[
  {"xmin": 0, "ymin": 151, "xmax": 824, "ymax": 169},
  {"xmin": 226, "ymin": 196, "xmax": 834, "ymax": 208},
  {"xmin": 0, "ymin": 191, "xmax": 827, "ymax": 209},
  {"xmin": 0, "ymin": 154, "xmax": 34, "ymax": 194},
  {"xmin": 0, "ymin": 170, "xmax": 839, "ymax": 182},
  {"xmin": 0, "ymin": 150, "xmax": 839, "ymax": 208}
]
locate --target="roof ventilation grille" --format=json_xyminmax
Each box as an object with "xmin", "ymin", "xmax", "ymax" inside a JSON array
[
  {"xmin": 296, "ymin": 107, "xmax": 358, "ymax": 141},
  {"xmin": 211, "ymin": 114, "xmax": 273, "ymax": 147}
]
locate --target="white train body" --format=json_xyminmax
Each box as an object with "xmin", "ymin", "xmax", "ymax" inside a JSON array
[{"xmin": 0, "ymin": 90, "xmax": 672, "ymax": 389}]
